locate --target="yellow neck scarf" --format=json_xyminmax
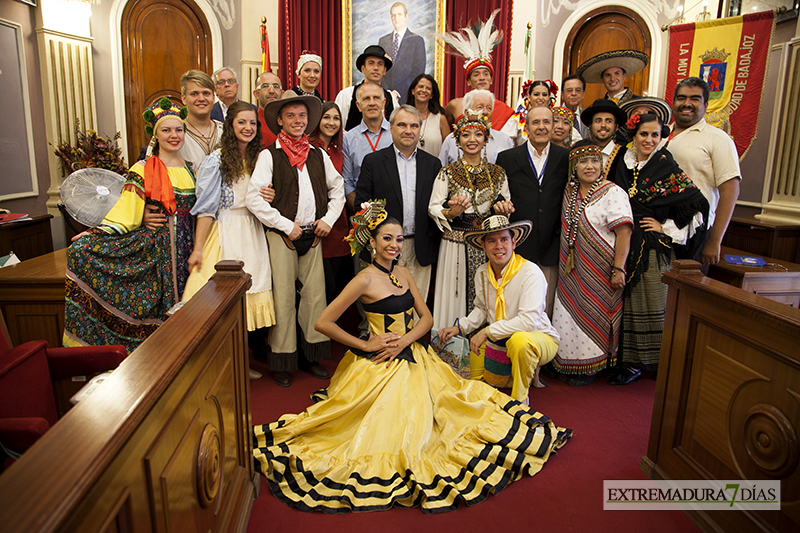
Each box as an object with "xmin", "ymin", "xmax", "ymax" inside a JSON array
[{"xmin": 487, "ymin": 252, "xmax": 526, "ymax": 320}]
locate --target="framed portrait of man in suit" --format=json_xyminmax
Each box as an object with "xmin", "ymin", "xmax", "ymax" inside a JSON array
[{"xmin": 343, "ymin": 0, "xmax": 444, "ymax": 102}]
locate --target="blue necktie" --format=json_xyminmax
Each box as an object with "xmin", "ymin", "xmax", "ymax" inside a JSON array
[{"xmin": 392, "ymin": 33, "xmax": 400, "ymax": 61}]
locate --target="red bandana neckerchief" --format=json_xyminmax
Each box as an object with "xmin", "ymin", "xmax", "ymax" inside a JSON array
[
  {"xmin": 278, "ymin": 131, "xmax": 311, "ymax": 170},
  {"xmin": 144, "ymin": 155, "xmax": 176, "ymax": 215}
]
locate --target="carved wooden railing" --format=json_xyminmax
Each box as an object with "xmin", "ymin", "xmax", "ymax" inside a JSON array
[
  {"xmin": 643, "ymin": 260, "xmax": 800, "ymax": 532},
  {"xmin": 0, "ymin": 261, "xmax": 255, "ymax": 533}
]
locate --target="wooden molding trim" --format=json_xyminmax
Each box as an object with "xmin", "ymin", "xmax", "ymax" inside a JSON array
[{"xmin": 0, "ymin": 261, "xmax": 255, "ymax": 533}]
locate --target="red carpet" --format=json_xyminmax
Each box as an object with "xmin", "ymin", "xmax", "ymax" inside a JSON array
[{"xmin": 246, "ymin": 311, "xmax": 698, "ymax": 533}]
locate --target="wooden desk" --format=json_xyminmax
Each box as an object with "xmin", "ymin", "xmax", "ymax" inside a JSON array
[
  {"xmin": 0, "ymin": 214, "xmax": 54, "ymax": 261},
  {"xmin": 0, "ymin": 248, "xmax": 67, "ymax": 347},
  {"xmin": 722, "ymin": 216, "xmax": 800, "ymax": 262},
  {"xmin": 644, "ymin": 260, "xmax": 800, "ymax": 532},
  {"xmin": 707, "ymin": 246, "xmax": 800, "ymax": 307}
]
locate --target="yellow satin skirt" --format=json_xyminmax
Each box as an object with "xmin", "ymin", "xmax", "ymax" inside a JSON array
[{"xmin": 253, "ymin": 342, "xmax": 572, "ymax": 514}]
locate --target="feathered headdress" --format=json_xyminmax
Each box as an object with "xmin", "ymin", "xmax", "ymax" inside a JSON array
[{"xmin": 438, "ymin": 9, "xmax": 503, "ymax": 80}]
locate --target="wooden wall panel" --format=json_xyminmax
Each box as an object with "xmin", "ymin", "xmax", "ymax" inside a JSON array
[{"xmin": 643, "ymin": 260, "xmax": 800, "ymax": 533}]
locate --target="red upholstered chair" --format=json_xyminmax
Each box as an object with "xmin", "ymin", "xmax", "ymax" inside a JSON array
[{"xmin": 0, "ymin": 313, "xmax": 127, "ymax": 465}]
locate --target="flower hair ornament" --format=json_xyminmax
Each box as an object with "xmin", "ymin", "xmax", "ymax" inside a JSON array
[
  {"xmin": 520, "ymin": 79, "xmax": 535, "ymax": 99},
  {"xmin": 626, "ymin": 113, "xmax": 642, "ymax": 131},
  {"xmin": 345, "ymin": 200, "xmax": 388, "ymax": 256},
  {"xmin": 520, "ymin": 79, "xmax": 559, "ymax": 106}
]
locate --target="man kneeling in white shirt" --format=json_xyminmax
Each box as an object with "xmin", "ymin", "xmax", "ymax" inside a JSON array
[{"xmin": 438, "ymin": 215, "xmax": 560, "ymax": 405}]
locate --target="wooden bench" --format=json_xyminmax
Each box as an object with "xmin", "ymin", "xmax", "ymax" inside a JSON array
[{"xmin": 0, "ymin": 261, "xmax": 256, "ymax": 533}]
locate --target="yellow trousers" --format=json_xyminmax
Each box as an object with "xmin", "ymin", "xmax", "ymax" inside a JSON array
[{"xmin": 470, "ymin": 331, "xmax": 559, "ymax": 402}]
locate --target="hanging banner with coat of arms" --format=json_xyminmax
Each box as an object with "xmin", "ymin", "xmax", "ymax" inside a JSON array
[{"xmin": 665, "ymin": 11, "xmax": 775, "ymax": 159}]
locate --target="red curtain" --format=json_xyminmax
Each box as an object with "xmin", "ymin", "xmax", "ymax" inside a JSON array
[
  {"xmin": 279, "ymin": 0, "xmax": 343, "ymax": 100},
  {"xmin": 442, "ymin": 0, "xmax": 513, "ymax": 103}
]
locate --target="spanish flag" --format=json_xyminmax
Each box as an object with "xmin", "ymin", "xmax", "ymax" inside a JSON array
[
  {"xmin": 261, "ymin": 17, "xmax": 271, "ymax": 73},
  {"xmin": 665, "ymin": 11, "xmax": 775, "ymax": 159}
]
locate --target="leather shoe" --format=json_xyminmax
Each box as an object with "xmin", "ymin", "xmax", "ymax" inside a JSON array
[
  {"xmin": 249, "ymin": 368, "xmax": 263, "ymax": 380},
  {"xmin": 303, "ymin": 363, "xmax": 330, "ymax": 380},
  {"xmin": 272, "ymin": 371, "xmax": 291, "ymax": 387},
  {"xmin": 608, "ymin": 367, "xmax": 642, "ymax": 386},
  {"xmin": 539, "ymin": 364, "xmax": 560, "ymax": 379}
]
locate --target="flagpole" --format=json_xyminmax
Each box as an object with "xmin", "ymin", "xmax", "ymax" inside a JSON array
[{"xmin": 261, "ymin": 17, "xmax": 271, "ymax": 73}]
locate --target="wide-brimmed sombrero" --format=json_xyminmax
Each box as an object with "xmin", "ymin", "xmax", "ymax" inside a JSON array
[
  {"xmin": 263, "ymin": 93, "xmax": 322, "ymax": 135},
  {"xmin": 620, "ymin": 96, "xmax": 673, "ymax": 125},
  {"xmin": 576, "ymin": 49, "xmax": 649, "ymax": 84},
  {"xmin": 356, "ymin": 45, "xmax": 393, "ymax": 72},
  {"xmin": 580, "ymin": 98, "xmax": 628, "ymax": 127},
  {"xmin": 464, "ymin": 215, "xmax": 532, "ymax": 249}
]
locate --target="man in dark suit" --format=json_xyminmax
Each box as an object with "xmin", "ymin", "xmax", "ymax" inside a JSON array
[
  {"xmin": 496, "ymin": 106, "xmax": 569, "ymax": 317},
  {"xmin": 379, "ymin": 2, "xmax": 426, "ymax": 103},
  {"xmin": 355, "ymin": 104, "xmax": 442, "ymax": 299}
]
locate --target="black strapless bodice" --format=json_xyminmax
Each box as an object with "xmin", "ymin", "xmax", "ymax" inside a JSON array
[{"xmin": 353, "ymin": 290, "xmax": 419, "ymax": 363}]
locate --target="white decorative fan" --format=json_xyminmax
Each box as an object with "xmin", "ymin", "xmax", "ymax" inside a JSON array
[{"xmin": 60, "ymin": 168, "xmax": 127, "ymax": 227}]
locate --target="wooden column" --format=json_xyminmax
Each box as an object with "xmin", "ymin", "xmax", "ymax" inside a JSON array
[
  {"xmin": 34, "ymin": 13, "xmax": 97, "ymax": 234},
  {"xmin": 759, "ymin": 33, "xmax": 800, "ymax": 224}
]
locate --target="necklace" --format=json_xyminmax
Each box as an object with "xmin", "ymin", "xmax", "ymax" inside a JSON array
[
  {"xmin": 459, "ymin": 158, "xmax": 496, "ymax": 219},
  {"xmin": 418, "ymin": 108, "xmax": 428, "ymax": 147},
  {"xmin": 628, "ymin": 160, "xmax": 643, "ymax": 198},
  {"xmin": 186, "ymin": 120, "xmax": 216, "ymax": 154},
  {"xmin": 186, "ymin": 120, "xmax": 215, "ymax": 141},
  {"xmin": 447, "ymin": 158, "xmax": 499, "ymax": 220},
  {"xmin": 373, "ymin": 260, "xmax": 403, "ymax": 288},
  {"xmin": 296, "ymin": 86, "xmax": 315, "ymax": 97},
  {"xmin": 564, "ymin": 178, "xmax": 603, "ymax": 275}
]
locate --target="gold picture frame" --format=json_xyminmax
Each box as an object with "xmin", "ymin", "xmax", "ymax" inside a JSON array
[{"xmin": 342, "ymin": 0, "xmax": 446, "ymax": 95}]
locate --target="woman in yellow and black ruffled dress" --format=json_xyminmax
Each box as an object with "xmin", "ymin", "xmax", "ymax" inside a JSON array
[{"xmin": 252, "ymin": 201, "xmax": 572, "ymax": 514}]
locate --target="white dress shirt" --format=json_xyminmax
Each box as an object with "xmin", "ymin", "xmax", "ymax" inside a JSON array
[
  {"xmin": 245, "ymin": 139, "xmax": 345, "ymax": 235},
  {"xmin": 460, "ymin": 259, "xmax": 560, "ymax": 342}
]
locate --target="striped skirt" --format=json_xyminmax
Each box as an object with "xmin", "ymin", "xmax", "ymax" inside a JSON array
[{"xmin": 620, "ymin": 249, "xmax": 671, "ymax": 367}]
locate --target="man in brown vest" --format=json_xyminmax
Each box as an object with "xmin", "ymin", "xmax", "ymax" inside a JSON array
[{"xmin": 246, "ymin": 94, "xmax": 345, "ymax": 387}]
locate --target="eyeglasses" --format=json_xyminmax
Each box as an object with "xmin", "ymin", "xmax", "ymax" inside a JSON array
[
  {"xmin": 215, "ymin": 78, "xmax": 238, "ymax": 86},
  {"xmin": 257, "ymin": 83, "xmax": 282, "ymax": 90}
]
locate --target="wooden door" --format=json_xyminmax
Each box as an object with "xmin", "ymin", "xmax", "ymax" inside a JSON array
[
  {"xmin": 563, "ymin": 6, "xmax": 651, "ymax": 106},
  {"xmin": 121, "ymin": 0, "xmax": 213, "ymax": 163}
]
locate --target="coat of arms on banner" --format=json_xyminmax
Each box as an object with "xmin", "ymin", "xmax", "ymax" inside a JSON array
[{"xmin": 699, "ymin": 48, "xmax": 732, "ymax": 100}]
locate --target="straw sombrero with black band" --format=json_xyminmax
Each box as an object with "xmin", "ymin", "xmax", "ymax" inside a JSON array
[
  {"xmin": 620, "ymin": 96, "xmax": 673, "ymax": 125},
  {"xmin": 576, "ymin": 49, "xmax": 649, "ymax": 84},
  {"xmin": 263, "ymin": 93, "xmax": 322, "ymax": 135},
  {"xmin": 464, "ymin": 215, "xmax": 532, "ymax": 250}
]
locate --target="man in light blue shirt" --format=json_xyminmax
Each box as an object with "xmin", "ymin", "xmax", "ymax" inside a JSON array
[{"xmin": 342, "ymin": 82, "xmax": 393, "ymax": 212}]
